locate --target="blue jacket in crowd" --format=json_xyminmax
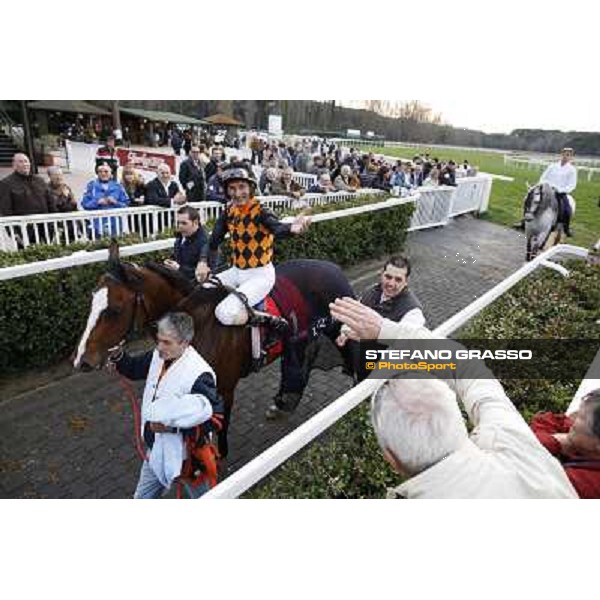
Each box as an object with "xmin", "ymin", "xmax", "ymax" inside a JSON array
[{"xmin": 81, "ymin": 178, "xmax": 130, "ymax": 237}]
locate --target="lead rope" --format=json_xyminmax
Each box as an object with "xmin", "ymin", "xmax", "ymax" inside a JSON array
[{"xmin": 116, "ymin": 373, "xmax": 147, "ymax": 462}]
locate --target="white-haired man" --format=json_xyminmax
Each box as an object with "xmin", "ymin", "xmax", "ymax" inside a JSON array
[
  {"xmin": 110, "ymin": 312, "xmax": 223, "ymax": 498},
  {"xmin": 330, "ymin": 297, "xmax": 578, "ymax": 498}
]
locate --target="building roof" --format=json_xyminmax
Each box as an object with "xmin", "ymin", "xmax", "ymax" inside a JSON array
[
  {"xmin": 28, "ymin": 100, "xmax": 111, "ymax": 115},
  {"xmin": 120, "ymin": 107, "xmax": 207, "ymax": 125},
  {"xmin": 203, "ymin": 113, "xmax": 244, "ymax": 126}
]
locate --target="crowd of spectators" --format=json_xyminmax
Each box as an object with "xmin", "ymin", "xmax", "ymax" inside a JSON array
[
  {"xmin": 246, "ymin": 136, "xmax": 479, "ymax": 199},
  {"xmin": 0, "ymin": 133, "xmax": 481, "ymax": 246}
]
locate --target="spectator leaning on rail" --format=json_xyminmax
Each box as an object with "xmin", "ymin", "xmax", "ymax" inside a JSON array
[
  {"xmin": 308, "ymin": 172, "xmax": 336, "ymax": 194},
  {"xmin": 530, "ymin": 388, "xmax": 600, "ymax": 498},
  {"xmin": 179, "ymin": 145, "xmax": 207, "ymax": 203},
  {"xmin": 390, "ymin": 162, "xmax": 411, "ymax": 192},
  {"xmin": 164, "ymin": 205, "xmax": 209, "ymax": 282},
  {"xmin": 120, "ymin": 164, "xmax": 146, "ymax": 206},
  {"xmin": 329, "ymin": 297, "xmax": 578, "ymax": 499},
  {"xmin": 423, "ymin": 166, "xmax": 440, "ymax": 187},
  {"xmin": 270, "ymin": 167, "xmax": 305, "ymax": 199},
  {"xmin": 333, "ymin": 165, "xmax": 359, "ymax": 192},
  {"xmin": 108, "ymin": 312, "xmax": 223, "ymax": 498},
  {"xmin": 439, "ymin": 160, "xmax": 457, "ymax": 186},
  {"xmin": 145, "ymin": 163, "xmax": 186, "ymax": 208},
  {"xmin": 0, "ymin": 153, "xmax": 55, "ymax": 217},
  {"xmin": 81, "ymin": 162, "xmax": 130, "ymax": 237},
  {"xmin": 259, "ymin": 167, "xmax": 280, "ymax": 196},
  {"xmin": 46, "ymin": 166, "xmax": 77, "ymax": 212}
]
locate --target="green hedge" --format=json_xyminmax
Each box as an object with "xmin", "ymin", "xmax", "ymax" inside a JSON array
[
  {"xmin": 246, "ymin": 259, "xmax": 600, "ymax": 498},
  {"xmin": 0, "ymin": 197, "xmax": 413, "ymax": 373}
]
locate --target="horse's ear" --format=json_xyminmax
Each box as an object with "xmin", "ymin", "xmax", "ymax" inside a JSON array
[
  {"xmin": 108, "ymin": 239, "xmax": 120, "ymax": 270},
  {"xmin": 525, "ymin": 180, "xmax": 531, "ymax": 190},
  {"xmin": 121, "ymin": 263, "xmax": 145, "ymax": 291}
]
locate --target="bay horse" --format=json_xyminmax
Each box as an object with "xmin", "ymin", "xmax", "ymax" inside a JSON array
[
  {"xmin": 73, "ymin": 242, "xmax": 356, "ymax": 456},
  {"xmin": 523, "ymin": 182, "xmax": 576, "ymax": 261}
]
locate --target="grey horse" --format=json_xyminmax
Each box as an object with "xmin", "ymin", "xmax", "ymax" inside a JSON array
[{"xmin": 523, "ymin": 182, "xmax": 575, "ymax": 261}]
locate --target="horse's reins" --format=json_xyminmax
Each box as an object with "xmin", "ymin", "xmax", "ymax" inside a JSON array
[{"xmin": 110, "ymin": 284, "xmax": 152, "ymax": 462}]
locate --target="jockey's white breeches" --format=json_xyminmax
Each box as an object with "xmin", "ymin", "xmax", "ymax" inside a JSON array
[{"xmin": 212, "ymin": 263, "xmax": 276, "ymax": 326}]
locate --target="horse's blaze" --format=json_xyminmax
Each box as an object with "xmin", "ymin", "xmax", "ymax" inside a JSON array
[{"xmin": 74, "ymin": 286, "xmax": 108, "ymax": 368}]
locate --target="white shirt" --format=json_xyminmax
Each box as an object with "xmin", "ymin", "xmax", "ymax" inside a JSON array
[
  {"xmin": 540, "ymin": 161, "xmax": 577, "ymax": 194},
  {"xmin": 141, "ymin": 347, "xmax": 215, "ymax": 488},
  {"xmin": 378, "ymin": 321, "xmax": 578, "ymax": 499}
]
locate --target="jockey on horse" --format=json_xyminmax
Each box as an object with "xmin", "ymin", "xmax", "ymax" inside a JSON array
[
  {"xmin": 195, "ymin": 163, "xmax": 311, "ymax": 339},
  {"xmin": 514, "ymin": 147, "xmax": 577, "ymax": 237}
]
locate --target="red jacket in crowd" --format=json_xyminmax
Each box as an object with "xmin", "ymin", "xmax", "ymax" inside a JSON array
[{"xmin": 531, "ymin": 412, "xmax": 600, "ymax": 499}]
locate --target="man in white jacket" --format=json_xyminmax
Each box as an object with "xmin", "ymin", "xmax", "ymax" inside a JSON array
[
  {"xmin": 111, "ymin": 312, "xmax": 222, "ymax": 499},
  {"xmin": 330, "ymin": 297, "xmax": 578, "ymax": 499}
]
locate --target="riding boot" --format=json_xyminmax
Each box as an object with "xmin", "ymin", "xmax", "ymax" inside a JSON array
[{"xmin": 563, "ymin": 214, "xmax": 573, "ymax": 237}]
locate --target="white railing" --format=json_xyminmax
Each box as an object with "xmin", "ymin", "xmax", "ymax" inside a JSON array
[
  {"xmin": 503, "ymin": 154, "xmax": 600, "ymax": 182},
  {"xmin": 0, "ymin": 174, "xmax": 492, "ymax": 252},
  {"xmin": 292, "ymin": 172, "xmax": 318, "ymax": 189},
  {"xmin": 408, "ymin": 186, "xmax": 454, "ymax": 230},
  {"xmin": 201, "ymin": 243, "xmax": 591, "ymax": 499},
  {"xmin": 0, "ymin": 189, "xmax": 384, "ymax": 252},
  {"xmin": 0, "ymin": 193, "xmax": 418, "ymax": 281},
  {"xmin": 406, "ymin": 176, "xmax": 492, "ymax": 231},
  {"xmin": 449, "ymin": 176, "xmax": 493, "ymax": 217},
  {"xmin": 567, "ymin": 348, "xmax": 600, "ymax": 416}
]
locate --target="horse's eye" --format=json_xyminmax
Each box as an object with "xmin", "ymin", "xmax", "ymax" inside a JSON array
[{"xmin": 104, "ymin": 307, "xmax": 121, "ymax": 318}]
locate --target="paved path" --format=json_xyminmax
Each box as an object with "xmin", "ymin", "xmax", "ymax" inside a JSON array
[{"xmin": 0, "ymin": 215, "xmax": 526, "ymax": 498}]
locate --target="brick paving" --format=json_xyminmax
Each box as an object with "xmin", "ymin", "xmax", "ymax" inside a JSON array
[{"xmin": 0, "ymin": 215, "xmax": 526, "ymax": 498}]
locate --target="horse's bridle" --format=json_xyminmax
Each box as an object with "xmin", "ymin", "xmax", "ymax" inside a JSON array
[{"xmin": 125, "ymin": 289, "xmax": 151, "ymax": 343}]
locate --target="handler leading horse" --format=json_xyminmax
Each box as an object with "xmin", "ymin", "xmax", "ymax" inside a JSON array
[{"xmin": 73, "ymin": 242, "xmax": 356, "ymax": 456}]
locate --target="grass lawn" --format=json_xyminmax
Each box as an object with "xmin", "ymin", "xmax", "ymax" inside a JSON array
[{"xmin": 364, "ymin": 144, "xmax": 600, "ymax": 249}]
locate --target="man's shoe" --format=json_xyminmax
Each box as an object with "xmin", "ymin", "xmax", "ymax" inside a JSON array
[
  {"xmin": 265, "ymin": 404, "xmax": 289, "ymax": 420},
  {"xmin": 512, "ymin": 220, "xmax": 525, "ymax": 231}
]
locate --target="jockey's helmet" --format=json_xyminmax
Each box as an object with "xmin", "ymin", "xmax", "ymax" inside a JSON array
[{"xmin": 222, "ymin": 165, "xmax": 258, "ymax": 198}]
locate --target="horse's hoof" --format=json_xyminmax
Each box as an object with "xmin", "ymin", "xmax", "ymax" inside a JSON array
[{"xmin": 265, "ymin": 404, "xmax": 289, "ymax": 420}]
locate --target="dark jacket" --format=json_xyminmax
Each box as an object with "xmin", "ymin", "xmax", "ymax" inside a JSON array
[
  {"xmin": 47, "ymin": 183, "xmax": 78, "ymax": 212},
  {"xmin": 145, "ymin": 178, "xmax": 180, "ymax": 208},
  {"xmin": 206, "ymin": 174, "xmax": 226, "ymax": 203},
  {"xmin": 179, "ymin": 158, "xmax": 206, "ymax": 202},
  {"xmin": 204, "ymin": 159, "xmax": 220, "ymax": 182},
  {"xmin": 439, "ymin": 168, "xmax": 457, "ymax": 187},
  {"xmin": 123, "ymin": 181, "xmax": 146, "ymax": 203},
  {"xmin": 360, "ymin": 284, "xmax": 423, "ymax": 323},
  {"xmin": 172, "ymin": 227, "xmax": 209, "ymax": 281},
  {"xmin": 371, "ymin": 175, "xmax": 393, "ymax": 192},
  {"xmin": 0, "ymin": 172, "xmax": 55, "ymax": 216},
  {"xmin": 409, "ymin": 172, "xmax": 424, "ymax": 187}
]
